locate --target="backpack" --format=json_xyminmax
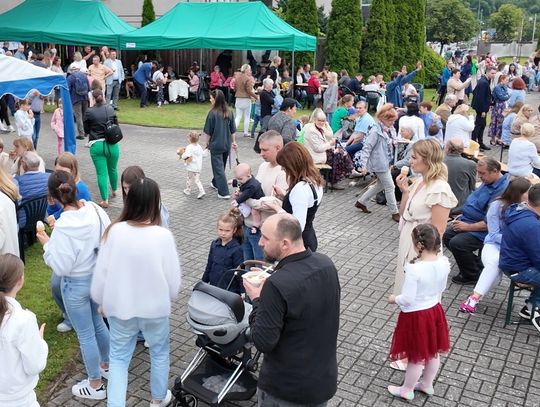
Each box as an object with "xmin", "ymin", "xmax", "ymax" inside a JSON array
[
  {"xmin": 74, "ymin": 74, "xmax": 88, "ymax": 96},
  {"xmin": 103, "ymin": 106, "xmax": 123, "ymax": 144}
]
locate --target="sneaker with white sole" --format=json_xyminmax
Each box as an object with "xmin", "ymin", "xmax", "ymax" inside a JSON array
[
  {"xmin": 183, "ymin": 189, "xmax": 191, "ymax": 196},
  {"xmin": 209, "ymin": 184, "xmax": 218, "ymax": 190},
  {"xmin": 533, "ymin": 315, "xmax": 540, "ymax": 333},
  {"xmin": 459, "ymin": 296, "xmax": 478, "ymax": 313},
  {"xmin": 519, "ymin": 305, "xmax": 539, "ymax": 319},
  {"xmin": 197, "ymin": 191, "xmax": 205, "ymax": 199},
  {"xmin": 100, "ymin": 367, "xmax": 109, "ymax": 380},
  {"xmin": 56, "ymin": 321, "xmax": 73, "ymax": 333},
  {"xmin": 217, "ymin": 194, "xmax": 231, "ymax": 199},
  {"xmin": 71, "ymin": 379, "xmax": 107, "ymax": 400},
  {"xmin": 150, "ymin": 389, "xmax": 172, "ymax": 407}
]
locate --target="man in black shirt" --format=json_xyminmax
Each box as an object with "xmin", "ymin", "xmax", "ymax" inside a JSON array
[
  {"xmin": 259, "ymin": 78, "xmax": 275, "ymax": 131},
  {"xmin": 244, "ymin": 214, "xmax": 340, "ymax": 406}
]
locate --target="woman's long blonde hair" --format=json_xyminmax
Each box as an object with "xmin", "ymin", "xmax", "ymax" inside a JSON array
[
  {"xmin": 412, "ymin": 139, "xmax": 447, "ymax": 184},
  {"xmin": 0, "ymin": 165, "xmax": 19, "ymax": 201}
]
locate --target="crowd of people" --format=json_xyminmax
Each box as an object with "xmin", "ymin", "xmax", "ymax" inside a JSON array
[{"xmin": 1, "ymin": 41, "xmax": 540, "ymax": 407}]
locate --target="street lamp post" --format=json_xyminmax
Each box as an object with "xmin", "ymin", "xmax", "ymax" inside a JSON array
[{"xmin": 532, "ymin": 14, "xmax": 537, "ymax": 43}]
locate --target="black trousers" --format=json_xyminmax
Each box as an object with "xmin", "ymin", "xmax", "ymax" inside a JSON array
[
  {"xmin": 135, "ymin": 81, "xmax": 147, "ymax": 107},
  {"xmin": 471, "ymin": 110, "xmax": 487, "ymax": 145},
  {"xmin": 443, "ymin": 225, "xmax": 484, "ymax": 281},
  {"xmin": 0, "ymin": 96, "xmax": 10, "ymax": 126}
]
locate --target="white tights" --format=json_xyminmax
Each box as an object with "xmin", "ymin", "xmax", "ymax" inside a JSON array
[{"xmin": 398, "ymin": 355, "xmax": 440, "ymax": 393}]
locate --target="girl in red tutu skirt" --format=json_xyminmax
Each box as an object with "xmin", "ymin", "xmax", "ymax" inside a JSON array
[{"xmin": 387, "ymin": 223, "xmax": 450, "ymax": 401}]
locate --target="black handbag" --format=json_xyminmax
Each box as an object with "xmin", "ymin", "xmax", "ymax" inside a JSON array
[{"xmin": 103, "ymin": 106, "xmax": 123, "ymax": 144}]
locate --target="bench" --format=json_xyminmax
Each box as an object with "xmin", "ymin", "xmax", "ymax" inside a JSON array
[{"xmin": 315, "ymin": 163, "xmax": 332, "ymax": 192}]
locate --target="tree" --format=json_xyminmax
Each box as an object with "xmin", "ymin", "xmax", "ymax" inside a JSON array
[
  {"xmin": 489, "ymin": 4, "xmax": 524, "ymax": 42},
  {"xmin": 284, "ymin": 0, "xmax": 319, "ymax": 67},
  {"xmin": 325, "ymin": 0, "xmax": 362, "ymax": 74},
  {"xmin": 359, "ymin": 0, "xmax": 396, "ymax": 77},
  {"xmin": 426, "ymin": 0, "xmax": 477, "ymax": 54},
  {"xmin": 317, "ymin": 6, "xmax": 329, "ymax": 35},
  {"xmin": 393, "ymin": 0, "xmax": 425, "ymax": 71},
  {"xmin": 141, "ymin": 0, "xmax": 156, "ymax": 27}
]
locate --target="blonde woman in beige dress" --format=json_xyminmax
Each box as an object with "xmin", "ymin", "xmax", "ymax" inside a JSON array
[
  {"xmin": 390, "ymin": 139, "xmax": 457, "ymax": 371},
  {"xmin": 395, "ymin": 139, "xmax": 458, "ymax": 295}
]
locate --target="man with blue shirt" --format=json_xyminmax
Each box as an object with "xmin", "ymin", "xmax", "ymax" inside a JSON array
[
  {"xmin": 15, "ymin": 152, "xmax": 49, "ymax": 229},
  {"xmin": 386, "ymin": 61, "xmax": 422, "ymax": 108},
  {"xmin": 499, "ymin": 184, "xmax": 540, "ymax": 331},
  {"xmin": 104, "ymin": 50, "xmax": 124, "ymax": 111},
  {"xmin": 437, "ymin": 60, "xmax": 454, "ymax": 105},
  {"xmin": 133, "ymin": 60, "xmax": 157, "ymax": 108},
  {"xmin": 345, "ymin": 101, "xmax": 374, "ymax": 159},
  {"xmin": 443, "ymin": 157, "xmax": 509, "ymax": 284}
]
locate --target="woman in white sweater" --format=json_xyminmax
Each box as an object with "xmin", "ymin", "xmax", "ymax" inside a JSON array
[
  {"xmin": 445, "ymin": 104, "xmax": 474, "ymax": 148},
  {"xmin": 91, "ymin": 177, "xmax": 181, "ymax": 407},
  {"xmin": 37, "ymin": 171, "xmax": 110, "ymax": 401},
  {"xmin": 0, "ymin": 254, "xmax": 48, "ymax": 407},
  {"xmin": 507, "ymin": 123, "xmax": 540, "ymax": 178}
]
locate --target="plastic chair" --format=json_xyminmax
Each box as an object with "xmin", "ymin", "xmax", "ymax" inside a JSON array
[
  {"xmin": 505, "ymin": 279, "xmax": 537, "ymax": 327},
  {"xmin": 17, "ymin": 195, "xmax": 48, "ymax": 263}
]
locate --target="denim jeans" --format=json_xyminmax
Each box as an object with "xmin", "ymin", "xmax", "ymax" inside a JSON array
[
  {"xmin": 251, "ymin": 115, "xmax": 261, "ymax": 137},
  {"xmin": 242, "ymin": 225, "xmax": 264, "ymax": 261},
  {"xmin": 346, "ymin": 142, "xmax": 363, "ymax": 160},
  {"xmin": 32, "ymin": 111, "xmax": 41, "ymax": 149},
  {"xmin": 508, "ymin": 267, "xmax": 540, "ymax": 305},
  {"xmin": 210, "ymin": 151, "xmax": 229, "ymax": 196},
  {"xmin": 61, "ymin": 275, "xmax": 109, "ymax": 380},
  {"xmin": 107, "ymin": 316, "xmax": 170, "ymax": 406},
  {"xmin": 51, "ymin": 272, "xmax": 71, "ymax": 326},
  {"xmin": 135, "ymin": 80, "xmax": 148, "ymax": 107}
]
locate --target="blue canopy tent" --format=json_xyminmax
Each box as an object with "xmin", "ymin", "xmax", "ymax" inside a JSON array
[{"xmin": 0, "ymin": 55, "xmax": 76, "ymax": 154}]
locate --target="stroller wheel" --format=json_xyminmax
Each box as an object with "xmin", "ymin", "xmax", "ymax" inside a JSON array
[{"xmin": 173, "ymin": 393, "xmax": 198, "ymax": 407}]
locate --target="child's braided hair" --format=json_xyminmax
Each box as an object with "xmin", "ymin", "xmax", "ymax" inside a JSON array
[{"xmin": 410, "ymin": 223, "xmax": 441, "ymax": 264}]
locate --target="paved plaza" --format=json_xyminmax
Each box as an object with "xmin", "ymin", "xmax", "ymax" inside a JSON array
[{"xmin": 6, "ymin": 93, "xmax": 540, "ymax": 407}]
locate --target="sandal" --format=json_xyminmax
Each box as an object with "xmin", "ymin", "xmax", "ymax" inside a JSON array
[{"xmin": 99, "ymin": 201, "xmax": 109, "ymax": 208}]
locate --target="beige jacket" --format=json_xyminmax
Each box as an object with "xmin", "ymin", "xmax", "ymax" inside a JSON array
[
  {"xmin": 447, "ymin": 77, "xmax": 471, "ymax": 101},
  {"xmin": 303, "ymin": 122, "xmax": 334, "ymax": 164},
  {"xmin": 234, "ymin": 73, "xmax": 257, "ymax": 99}
]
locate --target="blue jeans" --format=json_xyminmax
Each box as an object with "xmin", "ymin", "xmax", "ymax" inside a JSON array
[
  {"xmin": 210, "ymin": 151, "xmax": 229, "ymax": 196},
  {"xmin": 509, "ymin": 267, "xmax": 540, "ymax": 305},
  {"xmin": 242, "ymin": 225, "xmax": 264, "ymax": 261},
  {"xmin": 32, "ymin": 111, "xmax": 41, "ymax": 149},
  {"xmin": 51, "ymin": 272, "xmax": 71, "ymax": 327},
  {"xmin": 346, "ymin": 142, "xmax": 363, "ymax": 160},
  {"xmin": 62, "ymin": 275, "xmax": 109, "ymax": 380},
  {"xmin": 251, "ymin": 114, "xmax": 261, "ymax": 137},
  {"xmin": 108, "ymin": 316, "xmax": 170, "ymax": 406}
]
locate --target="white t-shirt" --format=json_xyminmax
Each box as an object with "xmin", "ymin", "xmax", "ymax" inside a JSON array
[
  {"xmin": 396, "ymin": 256, "xmax": 450, "ymax": 312},
  {"xmin": 0, "ymin": 192, "xmax": 19, "ymax": 256},
  {"xmin": 508, "ymin": 138, "xmax": 540, "ymax": 177},
  {"xmin": 181, "ymin": 143, "xmax": 204, "ymax": 173},
  {"xmin": 288, "ymin": 181, "xmax": 323, "ymax": 231}
]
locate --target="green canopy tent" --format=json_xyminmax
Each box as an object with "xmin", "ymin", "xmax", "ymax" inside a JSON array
[
  {"xmin": 119, "ymin": 1, "xmax": 316, "ymax": 52},
  {"xmin": 0, "ymin": 0, "xmax": 134, "ymax": 48}
]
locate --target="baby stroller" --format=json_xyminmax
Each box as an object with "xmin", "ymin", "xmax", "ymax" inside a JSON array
[{"xmin": 172, "ymin": 260, "xmax": 273, "ymax": 407}]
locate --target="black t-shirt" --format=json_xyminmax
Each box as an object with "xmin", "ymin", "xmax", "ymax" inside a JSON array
[{"xmin": 259, "ymin": 90, "xmax": 274, "ymax": 118}]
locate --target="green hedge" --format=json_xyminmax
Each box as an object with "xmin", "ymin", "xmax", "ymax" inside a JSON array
[{"xmin": 420, "ymin": 46, "xmax": 445, "ymax": 88}]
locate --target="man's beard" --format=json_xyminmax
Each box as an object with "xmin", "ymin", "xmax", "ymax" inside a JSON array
[{"xmin": 264, "ymin": 254, "xmax": 277, "ymax": 263}]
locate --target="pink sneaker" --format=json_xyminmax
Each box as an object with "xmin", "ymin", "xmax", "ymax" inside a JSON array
[{"xmin": 459, "ymin": 296, "xmax": 478, "ymax": 313}]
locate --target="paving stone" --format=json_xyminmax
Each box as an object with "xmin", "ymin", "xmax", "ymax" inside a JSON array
[{"xmin": 9, "ymin": 90, "xmax": 533, "ymax": 407}]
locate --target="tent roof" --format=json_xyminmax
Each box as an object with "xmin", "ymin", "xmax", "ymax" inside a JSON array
[
  {"xmin": 120, "ymin": 1, "xmax": 316, "ymax": 51},
  {"xmin": 0, "ymin": 0, "xmax": 134, "ymax": 48}
]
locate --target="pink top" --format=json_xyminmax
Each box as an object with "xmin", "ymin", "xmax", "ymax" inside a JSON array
[
  {"xmin": 210, "ymin": 71, "xmax": 225, "ymax": 89},
  {"xmin": 51, "ymin": 108, "xmax": 64, "ymax": 138}
]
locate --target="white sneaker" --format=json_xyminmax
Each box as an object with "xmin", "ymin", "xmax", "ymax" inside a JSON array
[
  {"xmin": 56, "ymin": 321, "xmax": 72, "ymax": 333},
  {"xmin": 209, "ymin": 184, "xmax": 218, "ymax": 190},
  {"xmin": 7, "ymin": 125, "xmax": 15, "ymax": 133},
  {"xmin": 150, "ymin": 390, "xmax": 172, "ymax": 407},
  {"xmin": 71, "ymin": 379, "xmax": 106, "ymax": 400},
  {"xmin": 100, "ymin": 366, "xmax": 109, "ymax": 380},
  {"xmin": 197, "ymin": 191, "xmax": 205, "ymax": 199},
  {"xmin": 183, "ymin": 189, "xmax": 191, "ymax": 196},
  {"xmin": 217, "ymin": 194, "xmax": 231, "ymax": 199}
]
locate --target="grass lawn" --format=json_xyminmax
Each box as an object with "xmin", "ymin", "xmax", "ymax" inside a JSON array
[
  {"xmin": 114, "ymin": 88, "xmax": 439, "ymax": 129},
  {"xmin": 17, "ymin": 242, "xmax": 79, "ymax": 402}
]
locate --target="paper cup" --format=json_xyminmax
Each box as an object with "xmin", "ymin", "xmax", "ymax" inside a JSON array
[{"xmin": 242, "ymin": 271, "xmax": 270, "ymax": 287}]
